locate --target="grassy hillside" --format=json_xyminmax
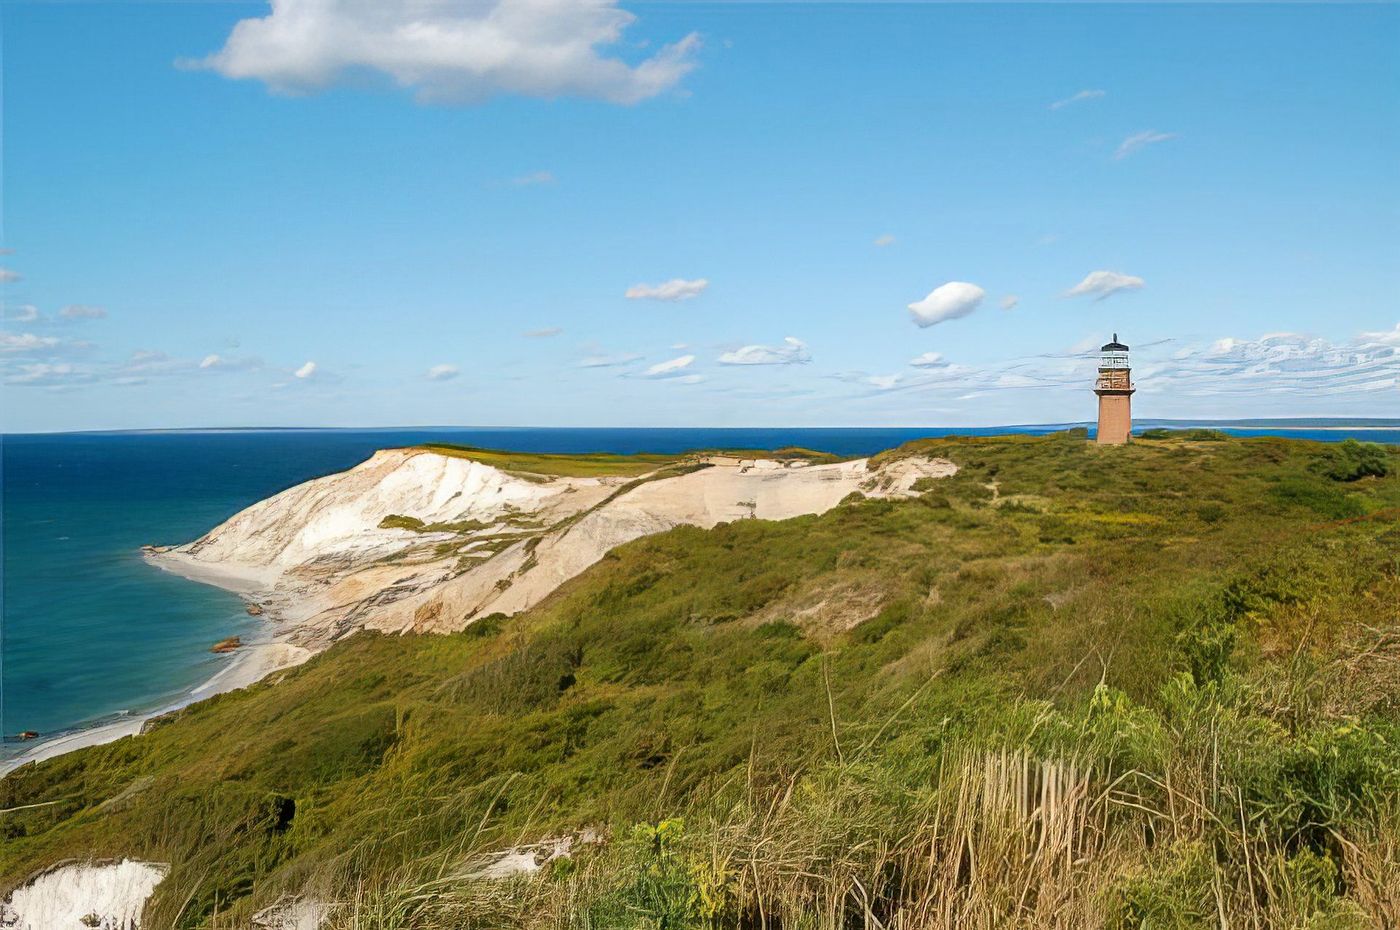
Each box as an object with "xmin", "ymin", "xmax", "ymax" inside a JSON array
[{"xmin": 3, "ymin": 434, "xmax": 1398, "ymax": 929}]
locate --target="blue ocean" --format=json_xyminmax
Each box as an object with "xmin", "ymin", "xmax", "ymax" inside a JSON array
[{"xmin": 3, "ymin": 423, "xmax": 1396, "ymax": 756}]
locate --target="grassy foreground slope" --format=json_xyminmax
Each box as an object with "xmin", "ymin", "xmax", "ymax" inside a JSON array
[{"xmin": 3, "ymin": 434, "xmax": 1399, "ymax": 929}]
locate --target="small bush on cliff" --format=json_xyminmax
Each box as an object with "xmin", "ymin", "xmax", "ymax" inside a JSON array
[{"xmin": 1318, "ymin": 438, "xmax": 1392, "ymax": 482}]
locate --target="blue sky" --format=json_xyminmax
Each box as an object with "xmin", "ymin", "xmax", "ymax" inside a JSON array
[{"xmin": 1, "ymin": 1, "xmax": 1397, "ymax": 432}]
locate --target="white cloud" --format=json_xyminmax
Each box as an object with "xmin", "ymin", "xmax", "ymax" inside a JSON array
[
  {"xmin": 579, "ymin": 351, "xmax": 642, "ymax": 368},
  {"xmin": 1359, "ymin": 322, "xmax": 1400, "ymax": 346},
  {"xmin": 644, "ymin": 354, "xmax": 695, "ymax": 377},
  {"xmin": 59, "ymin": 304, "xmax": 107, "ymax": 320},
  {"xmin": 1146, "ymin": 330, "xmax": 1400, "ymax": 398},
  {"xmin": 294, "ymin": 361, "xmax": 317, "ymax": 379},
  {"xmin": 866, "ymin": 374, "xmax": 901, "ymax": 390},
  {"xmin": 1, "ymin": 331, "xmax": 60, "ymax": 353},
  {"xmin": 1064, "ymin": 270, "xmax": 1145, "ymax": 301},
  {"xmin": 1049, "ymin": 89, "xmax": 1105, "ymax": 110},
  {"xmin": 1115, "ymin": 130, "xmax": 1177, "ymax": 160},
  {"xmin": 511, "ymin": 170, "xmax": 555, "ymax": 187},
  {"xmin": 909, "ymin": 351, "xmax": 947, "ymax": 369},
  {"xmin": 673, "ymin": 374, "xmax": 704, "ymax": 384},
  {"xmin": 193, "ymin": 353, "xmax": 263, "ymax": 373},
  {"xmin": 524, "ymin": 326, "xmax": 562, "ymax": 338},
  {"xmin": 1000, "ymin": 295, "xmax": 1020, "ymax": 311},
  {"xmin": 427, "ymin": 363, "xmax": 460, "ymax": 381},
  {"xmin": 5, "ymin": 362, "xmax": 76, "ymax": 385},
  {"xmin": 5, "ymin": 304, "xmax": 40, "ymax": 323},
  {"xmin": 907, "ymin": 281, "xmax": 985, "ymax": 328},
  {"xmin": 873, "ymin": 233, "xmax": 896, "ymax": 248},
  {"xmin": 187, "ymin": 0, "xmax": 700, "ymax": 105},
  {"xmin": 0, "ymin": 269, "xmax": 20, "ymax": 283},
  {"xmin": 718, "ymin": 337, "xmax": 810, "ymax": 366},
  {"xmin": 625, "ymin": 277, "xmax": 709, "ymax": 301}
]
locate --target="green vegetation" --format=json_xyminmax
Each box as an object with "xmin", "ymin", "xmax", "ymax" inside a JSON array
[
  {"xmin": 378, "ymin": 514, "xmax": 494, "ymax": 534},
  {"xmin": 4, "ymin": 435, "xmax": 1399, "ymax": 929},
  {"xmin": 417, "ymin": 444, "xmax": 684, "ymax": 478},
  {"xmin": 1138, "ymin": 427, "xmax": 1230, "ymax": 441},
  {"xmin": 416, "ymin": 443, "xmax": 841, "ymax": 479},
  {"xmin": 1318, "ymin": 438, "xmax": 1392, "ymax": 482}
]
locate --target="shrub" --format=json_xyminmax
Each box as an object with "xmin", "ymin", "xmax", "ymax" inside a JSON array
[{"xmin": 1318, "ymin": 439, "xmax": 1391, "ymax": 482}]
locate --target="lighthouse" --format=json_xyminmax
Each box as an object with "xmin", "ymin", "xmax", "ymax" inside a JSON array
[{"xmin": 1094, "ymin": 334, "xmax": 1134, "ymax": 445}]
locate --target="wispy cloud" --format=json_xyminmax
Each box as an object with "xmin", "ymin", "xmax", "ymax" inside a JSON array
[
  {"xmin": 1115, "ymin": 130, "xmax": 1177, "ymax": 160},
  {"xmin": 185, "ymin": 0, "xmax": 701, "ymax": 106},
  {"xmin": 625, "ymin": 278, "xmax": 709, "ymax": 302},
  {"xmin": 510, "ymin": 170, "xmax": 555, "ymax": 187},
  {"xmin": 908, "ymin": 281, "xmax": 986, "ymax": 328},
  {"xmin": 1064, "ymin": 270, "xmax": 1144, "ymax": 301},
  {"xmin": 427, "ymin": 363, "xmax": 460, "ymax": 381},
  {"xmin": 644, "ymin": 354, "xmax": 696, "ymax": 377},
  {"xmin": 4, "ymin": 304, "xmax": 40, "ymax": 323},
  {"xmin": 873, "ymin": 233, "xmax": 897, "ymax": 248},
  {"xmin": 1049, "ymin": 89, "xmax": 1105, "ymax": 111},
  {"xmin": 718, "ymin": 337, "xmax": 811, "ymax": 366},
  {"xmin": 5, "ymin": 362, "xmax": 80, "ymax": 386},
  {"xmin": 1, "ymin": 331, "xmax": 60, "ymax": 353},
  {"xmin": 1000, "ymin": 295, "xmax": 1020, "ymax": 311},
  {"xmin": 59, "ymin": 304, "xmax": 107, "ymax": 320},
  {"xmin": 579, "ymin": 351, "xmax": 643, "ymax": 368},
  {"xmin": 524, "ymin": 327, "xmax": 562, "ymax": 338},
  {"xmin": 0, "ymin": 269, "xmax": 21, "ymax": 283},
  {"xmin": 909, "ymin": 351, "xmax": 948, "ymax": 369}
]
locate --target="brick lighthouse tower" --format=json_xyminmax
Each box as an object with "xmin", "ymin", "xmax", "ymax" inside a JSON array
[{"xmin": 1094, "ymin": 334, "xmax": 1134, "ymax": 445}]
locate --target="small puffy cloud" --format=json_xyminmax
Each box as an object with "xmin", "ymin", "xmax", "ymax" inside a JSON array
[
  {"xmin": 200, "ymin": 354, "xmax": 222, "ymax": 369},
  {"xmin": 1064, "ymin": 270, "xmax": 1145, "ymax": 301},
  {"xmin": 718, "ymin": 337, "xmax": 810, "ymax": 366},
  {"xmin": 1, "ymin": 331, "xmax": 60, "ymax": 353},
  {"xmin": 186, "ymin": 0, "xmax": 701, "ymax": 105},
  {"xmin": 907, "ymin": 281, "xmax": 985, "ymax": 328},
  {"xmin": 644, "ymin": 354, "xmax": 695, "ymax": 377},
  {"xmin": 1049, "ymin": 89, "xmax": 1105, "ymax": 110},
  {"xmin": 427, "ymin": 363, "xmax": 460, "ymax": 381},
  {"xmin": 866, "ymin": 374, "xmax": 902, "ymax": 390},
  {"xmin": 294, "ymin": 361, "xmax": 317, "ymax": 379},
  {"xmin": 524, "ymin": 326, "xmax": 562, "ymax": 338},
  {"xmin": 625, "ymin": 278, "xmax": 709, "ymax": 302},
  {"xmin": 873, "ymin": 233, "xmax": 896, "ymax": 248},
  {"xmin": 5, "ymin": 304, "xmax": 40, "ymax": 323},
  {"xmin": 59, "ymin": 304, "xmax": 107, "ymax": 320},
  {"xmin": 1115, "ymin": 130, "xmax": 1177, "ymax": 160},
  {"xmin": 579, "ymin": 351, "xmax": 642, "ymax": 368},
  {"xmin": 1000, "ymin": 295, "xmax": 1020, "ymax": 311},
  {"xmin": 511, "ymin": 170, "xmax": 555, "ymax": 187},
  {"xmin": 0, "ymin": 269, "xmax": 21, "ymax": 283},
  {"xmin": 909, "ymin": 351, "xmax": 947, "ymax": 369}
]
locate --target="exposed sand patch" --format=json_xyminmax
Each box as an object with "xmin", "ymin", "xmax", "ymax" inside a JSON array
[{"xmin": 1, "ymin": 859, "xmax": 167, "ymax": 930}]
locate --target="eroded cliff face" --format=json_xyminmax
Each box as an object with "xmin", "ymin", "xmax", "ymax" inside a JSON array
[{"xmin": 151, "ymin": 449, "xmax": 956, "ymax": 646}]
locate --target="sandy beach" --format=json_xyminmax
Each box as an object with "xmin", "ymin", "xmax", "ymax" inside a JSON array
[{"xmin": 1, "ymin": 633, "xmax": 310, "ymax": 777}]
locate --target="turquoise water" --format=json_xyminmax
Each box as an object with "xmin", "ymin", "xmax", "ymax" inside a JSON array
[{"xmin": 3, "ymin": 423, "xmax": 1396, "ymax": 755}]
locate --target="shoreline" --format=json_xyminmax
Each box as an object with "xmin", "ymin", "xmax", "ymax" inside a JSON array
[
  {"xmin": 1, "ymin": 554, "xmax": 312, "ymax": 777},
  {"xmin": 0, "ymin": 640, "xmax": 312, "ymax": 776}
]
